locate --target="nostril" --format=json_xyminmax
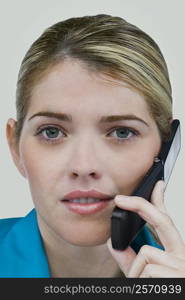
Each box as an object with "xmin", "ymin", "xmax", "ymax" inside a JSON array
[
  {"xmin": 90, "ymin": 172, "xmax": 96, "ymax": 176},
  {"xmin": 71, "ymin": 171, "xmax": 98, "ymax": 178}
]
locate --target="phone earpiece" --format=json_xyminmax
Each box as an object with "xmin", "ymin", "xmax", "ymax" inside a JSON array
[{"xmin": 154, "ymin": 157, "xmax": 160, "ymax": 162}]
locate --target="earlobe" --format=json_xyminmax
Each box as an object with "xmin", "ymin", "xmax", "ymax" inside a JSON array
[
  {"xmin": 6, "ymin": 118, "xmax": 27, "ymax": 178},
  {"xmin": 168, "ymin": 118, "xmax": 173, "ymax": 125}
]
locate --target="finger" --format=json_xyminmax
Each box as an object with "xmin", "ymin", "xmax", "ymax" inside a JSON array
[
  {"xmin": 128, "ymin": 245, "xmax": 185, "ymax": 277},
  {"xmin": 114, "ymin": 195, "xmax": 185, "ymax": 254},
  {"xmin": 107, "ymin": 238, "xmax": 136, "ymax": 277},
  {"xmin": 150, "ymin": 180, "xmax": 167, "ymax": 212},
  {"xmin": 140, "ymin": 264, "xmax": 185, "ymax": 278}
]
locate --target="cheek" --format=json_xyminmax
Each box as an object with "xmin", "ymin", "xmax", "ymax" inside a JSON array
[
  {"xmin": 112, "ymin": 146, "xmax": 157, "ymax": 195},
  {"xmin": 20, "ymin": 142, "xmax": 61, "ymax": 197}
]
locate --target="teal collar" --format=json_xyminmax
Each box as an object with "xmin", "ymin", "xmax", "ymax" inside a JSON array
[{"xmin": 0, "ymin": 209, "xmax": 50, "ymax": 278}]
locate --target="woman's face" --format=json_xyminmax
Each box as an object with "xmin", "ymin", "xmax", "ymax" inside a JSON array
[{"xmin": 8, "ymin": 59, "xmax": 162, "ymax": 246}]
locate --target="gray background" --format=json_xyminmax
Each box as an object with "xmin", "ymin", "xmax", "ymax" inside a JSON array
[{"xmin": 0, "ymin": 0, "xmax": 184, "ymax": 239}]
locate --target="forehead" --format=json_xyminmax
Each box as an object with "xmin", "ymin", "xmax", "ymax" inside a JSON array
[{"xmin": 27, "ymin": 59, "xmax": 152, "ymax": 121}]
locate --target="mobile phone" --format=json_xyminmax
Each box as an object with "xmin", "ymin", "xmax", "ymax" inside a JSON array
[{"xmin": 111, "ymin": 119, "xmax": 181, "ymax": 250}]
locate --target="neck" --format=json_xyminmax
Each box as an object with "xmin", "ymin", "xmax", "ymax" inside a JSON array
[
  {"xmin": 37, "ymin": 216, "xmax": 124, "ymax": 278},
  {"xmin": 45, "ymin": 241, "xmax": 124, "ymax": 278}
]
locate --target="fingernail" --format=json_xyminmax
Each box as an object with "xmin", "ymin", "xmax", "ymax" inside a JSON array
[
  {"xmin": 115, "ymin": 195, "xmax": 130, "ymax": 203},
  {"xmin": 107, "ymin": 238, "xmax": 112, "ymax": 250}
]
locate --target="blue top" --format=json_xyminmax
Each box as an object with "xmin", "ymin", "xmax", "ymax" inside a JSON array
[{"xmin": 0, "ymin": 209, "xmax": 163, "ymax": 278}]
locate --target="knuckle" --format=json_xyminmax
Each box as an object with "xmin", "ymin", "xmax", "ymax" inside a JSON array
[
  {"xmin": 139, "ymin": 245, "xmax": 152, "ymax": 256},
  {"xmin": 133, "ymin": 197, "xmax": 146, "ymax": 212},
  {"xmin": 157, "ymin": 213, "xmax": 174, "ymax": 228}
]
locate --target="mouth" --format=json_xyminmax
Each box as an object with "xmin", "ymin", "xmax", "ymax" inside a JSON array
[{"xmin": 61, "ymin": 197, "xmax": 114, "ymax": 215}]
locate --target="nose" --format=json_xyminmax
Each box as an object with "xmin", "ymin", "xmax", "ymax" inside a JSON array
[{"xmin": 67, "ymin": 137, "xmax": 102, "ymax": 181}]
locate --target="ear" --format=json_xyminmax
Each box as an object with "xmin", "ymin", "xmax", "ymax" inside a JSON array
[
  {"xmin": 168, "ymin": 117, "xmax": 173, "ymax": 125},
  {"xmin": 6, "ymin": 118, "xmax": 27, "ymax": 178}
]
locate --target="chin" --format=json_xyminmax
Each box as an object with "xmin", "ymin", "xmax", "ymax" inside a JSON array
[{"xmin": 62, "ymin": 230, "xmax": 111, "ymax": 247}]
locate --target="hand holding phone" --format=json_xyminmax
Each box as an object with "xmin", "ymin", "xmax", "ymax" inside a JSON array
[{"xmin": 111, "ymin": 119, "xmax": 181, "ymax": 250}]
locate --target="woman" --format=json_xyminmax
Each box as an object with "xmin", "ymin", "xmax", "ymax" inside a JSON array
[{"xmin": 1, "ymin": 14, "xmax": 185, "ymax": 277}]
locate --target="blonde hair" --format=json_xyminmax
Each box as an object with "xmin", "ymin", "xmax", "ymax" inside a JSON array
[{"xmin": 15, "ymin": 14, "xmax": 172, "ymax": 142}]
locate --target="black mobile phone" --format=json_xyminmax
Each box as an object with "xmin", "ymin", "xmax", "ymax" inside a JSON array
[{"xmin": 111, "ymin": 119, "xmax": 181, "ymax": 250}]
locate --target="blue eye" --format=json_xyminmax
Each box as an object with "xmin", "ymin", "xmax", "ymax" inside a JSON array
[
  {"xmin": 44, "ymin": 127, "xmax": 60, "ymax": 139},
  {"xmin": 36, "ymin": 126, "xmax": 66, "ymax": 143},
  {"xmin": 108, "ymin": 127, "xmax": 138, "ymax": 142}
]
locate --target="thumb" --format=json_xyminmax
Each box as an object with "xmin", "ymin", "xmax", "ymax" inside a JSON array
[{"xmin": 107, "ymin": 238, "xmax": 136, "ymax": 277}]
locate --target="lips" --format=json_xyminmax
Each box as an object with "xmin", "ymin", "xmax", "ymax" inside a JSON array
[
  {"xmin": 62, "ymin": 189, "xmax": 114, "ymax": 201},
  {"xmin": 61, "ymin": 189, "xmax": 115, "ymax": 215}
]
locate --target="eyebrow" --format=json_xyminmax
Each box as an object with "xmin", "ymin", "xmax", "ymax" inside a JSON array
[{"xmin": 28, "ymin": 111, "xmax": 149, "ymax": 127}]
